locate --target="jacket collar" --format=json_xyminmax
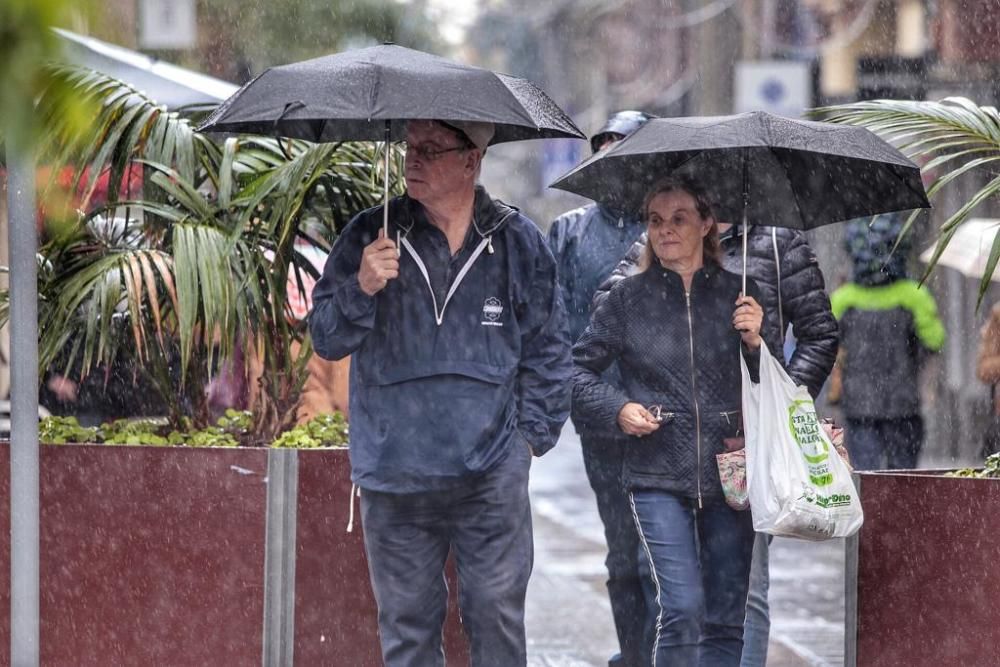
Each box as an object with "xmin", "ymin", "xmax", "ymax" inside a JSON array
[
  {"xmin": 647, "ymin": 259, "xmax": 722, "ymax": 289},
  {"xmin": 596, "ymin": 202, "xmax": 641, "ymax": 225},
  {"xmin": 391, "ymin": 185, "xmax": 518, "ymax": 239}
]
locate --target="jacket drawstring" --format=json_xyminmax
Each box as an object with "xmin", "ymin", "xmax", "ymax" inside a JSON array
[{"xmin": 346, "ymin": 483, "xmax": 361, "ymax": 533}]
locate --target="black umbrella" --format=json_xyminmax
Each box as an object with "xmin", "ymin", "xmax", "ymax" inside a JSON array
[
  {"xmin": 549, "ymin": 111, "xmax": 930, "ymax": 290},
  {"xmin": 198, "ymin": 44, "xmax": 584, "ymax": 233}
]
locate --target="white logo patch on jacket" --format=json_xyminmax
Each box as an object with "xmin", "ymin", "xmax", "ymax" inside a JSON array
[{"xmin": 482, "ymin": 297, "xmax": 504, "ymax": 327}]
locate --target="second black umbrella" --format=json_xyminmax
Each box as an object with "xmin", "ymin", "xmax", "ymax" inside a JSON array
[{"xmin": 549, "ymin": 111, "xmax": 930, "ymax": 289}]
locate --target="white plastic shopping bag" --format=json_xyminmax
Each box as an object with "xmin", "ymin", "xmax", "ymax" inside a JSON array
[{"xmin": 741, "ymin": 342, "xmax": 863, "ymax": 540}]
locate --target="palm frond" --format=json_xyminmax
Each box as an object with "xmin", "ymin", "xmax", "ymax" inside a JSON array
[
  {"xmin": 36, "ymin": 64, "xmax": 217, "ymax": 207},
  {"xmin": 25, "ymin": 65, "xmax": 399, "ymax": 435},
  {"xmin": 38, "ymin": 246, "xmax": 175, "ymax": 375},
  {"xmin": 816, "ymin": 97, "xmax": 1000, "ymax": 304}
]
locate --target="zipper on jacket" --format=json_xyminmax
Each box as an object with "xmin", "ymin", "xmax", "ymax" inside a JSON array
[
  {"xmin": 685, "ymin": 290, "xmax": 703, "ymax": 509},
  {"xmin": 397, "ymin": 208, "xmax": 516, "ymax": 327},
  {"xmin": 401, "ymin": 235, "xmax": 492, "ymax": 326}
]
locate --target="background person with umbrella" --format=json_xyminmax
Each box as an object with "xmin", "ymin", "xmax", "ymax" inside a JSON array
[
  {"xmin": 830, "ymin": 213, "xmax": 945, "ymax": 470},
  {"xmin": 309, "ymin": 117, "xmax": 572, "ymax": 667},
  {"xmin": 551, "ymin": 110, "xmax": 929, "ymax": 666},
  {"xmin": 572, "ymin": 175, "xmax": 779, "ymax": 666},
  {"xmin": 546, "ymin": 109, "xmax": 655, "ymax": 667},
  {"xmin": 976, "ymin": 295, "xmax": 1000, "ymax": 457}
]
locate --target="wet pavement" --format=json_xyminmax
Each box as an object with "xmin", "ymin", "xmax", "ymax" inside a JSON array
[{"xmin": 526, "ymin": 424, "xmax": 846, "ymax": 666}]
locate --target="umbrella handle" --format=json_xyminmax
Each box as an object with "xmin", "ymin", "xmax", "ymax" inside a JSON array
[
  {"xmin": 742, "ymin": 205, "xmax": 748, "ymax": 296},
  {"xmin": 741, "ymin": 146, "xmax": 749, "ymax": 295},
  {"xmin": 383, "ymin": 121, "xmax": 391, "ymax": 238}
]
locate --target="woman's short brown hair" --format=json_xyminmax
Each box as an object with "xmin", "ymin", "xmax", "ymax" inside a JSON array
[{"xmin": 638, "ymin": 176, "xmax": 721, "ymax": 272}]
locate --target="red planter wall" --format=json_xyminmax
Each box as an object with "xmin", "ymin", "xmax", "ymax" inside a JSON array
[
  {"xmin": 855, "ymin": 471, "xmax": 1000, "ymax": 666},
  {"xmin": 0, "ymin": 444, "xmax": 469, "ymax": 666},
  {"xmin": 1, "ymin": 444, "xmax": 269, "ymax": 666}
]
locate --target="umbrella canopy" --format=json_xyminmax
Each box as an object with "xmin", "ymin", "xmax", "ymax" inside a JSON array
[
  {"xmin": 549, "ymin": 111, "xmax": 929, "ymax": 229},
  {"xmin": 919, "ymin": 218, "xmax": 1000, "ymax": 282},
  {"xmin": 197, "ymin": 44, "xmax": 584, "ymax": 144}
]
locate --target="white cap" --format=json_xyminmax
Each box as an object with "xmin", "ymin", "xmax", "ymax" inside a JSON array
[{"xmin": 441, "ymin": 120, "xmax": 495, "ymax": 151}]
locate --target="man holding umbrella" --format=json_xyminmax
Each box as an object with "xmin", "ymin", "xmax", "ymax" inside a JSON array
[{"xmin": 310, "ymin": 118, "xmax": 572, "ymax": 666}]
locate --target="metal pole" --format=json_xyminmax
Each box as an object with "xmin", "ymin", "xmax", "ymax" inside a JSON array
[
  {"xmin": 261, "ymin": 449, "xmax": 298, "ymax": 667},
  {"xmin": 6, "ymin": 132, "xmax": 40, "ymax": 666}
]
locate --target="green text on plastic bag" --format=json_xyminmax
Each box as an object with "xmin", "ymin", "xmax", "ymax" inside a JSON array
[{"xmin": 788, "ymin": 399, "xmax": 833, "ymax": 486}]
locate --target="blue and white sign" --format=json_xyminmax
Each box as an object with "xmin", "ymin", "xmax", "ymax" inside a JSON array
[
  {"xmin": 735, "ymin": 61, "xmax": 811, "ymax": 118},
  {"xmin": 139, "ymin": 0, "xmax": 198, "ymax": 50},
  {"xmin": 540, "ymin": 138, "xmax": 585, "ymax": 193}
]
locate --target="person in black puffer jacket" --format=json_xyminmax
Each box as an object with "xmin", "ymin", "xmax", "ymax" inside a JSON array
[
  {"xmin": 573, "ymin": 176, "xmax": 781, "ymax": 666},
  {"xmin": 595, "ymin": 217, "xmax": 838, "ymax": 667}
]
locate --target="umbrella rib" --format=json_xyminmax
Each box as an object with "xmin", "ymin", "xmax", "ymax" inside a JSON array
[
  {"xmin": 496, "ymin": 74, "xmax": 546, "ymax": 131},
  {"xmin": 766, "ymin": 146, "xmax": 810, "ymax": 229}
]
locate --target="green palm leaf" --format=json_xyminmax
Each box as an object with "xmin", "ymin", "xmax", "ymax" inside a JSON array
[{"xmin": 816, "ymin": 97, "xmax": 1000, "ymax": 306}]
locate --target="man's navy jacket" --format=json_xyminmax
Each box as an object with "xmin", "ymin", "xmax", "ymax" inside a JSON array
[{"xmin": 309, "ymin": 187, "xmax": 572, "ymax": 493}]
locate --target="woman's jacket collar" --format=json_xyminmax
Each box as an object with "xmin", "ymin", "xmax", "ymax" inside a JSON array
[{"xmin": 647, "ymin": 259, "xmax": 723, "ymax": 289}]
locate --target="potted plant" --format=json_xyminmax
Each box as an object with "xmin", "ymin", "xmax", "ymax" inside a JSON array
[{"xmin": 0, "ymin": 66, "xmax": 469, "ymax": 665}]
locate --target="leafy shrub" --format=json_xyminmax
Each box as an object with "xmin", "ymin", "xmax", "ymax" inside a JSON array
[
  {"xmin": 166, "ymin": 428, "xmax": 238, "ymax": 448},
  {"xmin": 39, "ymin": 416, "xmax": 98, "ymax": 444},
  {"xmin": 271, "ymin": 413, "xmax": 349, "ymax": 449},
  {"xmin": 949, "ymin": 452, "xmax": 1000, "ymax": 478},
  {"xmin": 37, "ymin": 410, "xmax": 346, "ymax": 449},
  {"xmin": 100, "ymin": 419, "xmax": 169, "ymax": 446}
]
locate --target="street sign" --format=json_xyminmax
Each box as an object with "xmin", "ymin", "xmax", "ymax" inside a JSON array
[
  {"xmin": 540, "ymin": 138, "xmax": 584, "ymax": 193},
  {"xmin": 139, "ymin": 0, "xmax": 197, "ymax": 50},
  {"xmin": 735, "ymin": 60, "xmax": 811, "ymax": 118}
]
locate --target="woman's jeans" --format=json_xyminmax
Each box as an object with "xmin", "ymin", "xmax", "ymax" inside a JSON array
[{"xmin": 630, "ymin": 490, "xmax": 755, "ymax": 666}]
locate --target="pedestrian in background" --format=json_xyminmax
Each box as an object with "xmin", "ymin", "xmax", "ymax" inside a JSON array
[
  {"xmin": 310, "ymin": 119, "xmax": 572, "ymax": 667},
  {"xmin": 597, "ymin": 184, "xmax": 838, "ymax": 667},
  {"xmin": 976, "ymin": 300, "xmax": 1000, "ymax": 456},
  {"xmin": 831, "ymin": 213, "xmax": 945, "ymax": 470},
  {"xmin": 574, "ymin": 176, "xmax": 780, "ymax": 666},
  {"xmin": 547, "ymin": 109, "xmax": 653, "ymax": 667}
]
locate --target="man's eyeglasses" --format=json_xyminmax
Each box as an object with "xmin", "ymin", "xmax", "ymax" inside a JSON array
[{"xmin": 405, "ymin": 143, "xmax": 470, "ymax": 162}]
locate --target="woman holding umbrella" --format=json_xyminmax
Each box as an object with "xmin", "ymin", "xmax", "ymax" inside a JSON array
[{"xmin": 572, "ymin": 176, "xmax": 780, "ymax": 666}]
